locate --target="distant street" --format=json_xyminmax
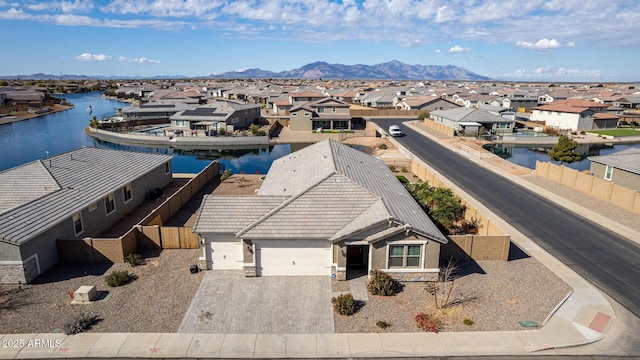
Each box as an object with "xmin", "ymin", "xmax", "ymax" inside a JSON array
[{"xmin": 370, "ymin": 119, "xmax": 640, "ymax": 318}]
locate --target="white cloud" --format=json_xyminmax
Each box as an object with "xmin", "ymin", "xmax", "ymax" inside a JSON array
[
  {"xmin": 448, "ymin": 45, "xmax": 470, "ymax": 53},
  {"xmin": 515, "ymin": 38, "xmax": 564, "ymax": 50},
  {"xmin": 117, "ymin": 56, "xmax": 161, "ymax": 64},
  {"xmin": 511, "ymin": 65, "xmax": 601, "ymax": 79},
  {"xmin": 435, "ymin": 49, "xmax": 441, "ymax": 53},
  {"xmin": 74, "ymin": 53, "xmax": 112, "ymax": 61},
  {"xmin": 75, "ymin": 53, "xmax": 160, "ymax": 64},
  {"xmin": 3, "ymin": 0, "xmax": 640, "ymax": 49},
  {"xmin": 0, "ymin": 8, "xmax": 29, "ymax": 20}
]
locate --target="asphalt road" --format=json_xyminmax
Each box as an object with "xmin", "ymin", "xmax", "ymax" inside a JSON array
[{"xmin": 371, "ymin": 119, "xmax": 640, "ymax": 318}]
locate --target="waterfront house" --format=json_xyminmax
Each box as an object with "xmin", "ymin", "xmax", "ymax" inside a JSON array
[
  {"xmin": 530, "ymin": 99, "xmax": 614, "ymax": 131},
  {"xmin": 121, "ymin": 101, "xmax": 193, "ymax": 122},
  {"xmin": 430, "ymin": 107, "xmax": 515, "ymax": 136},
  {"xmin": 288, "ymin": 98, "xmax": 352, "ymax": 131},
  {"xmin": 193, "ymin": 139, "xmax": 448, "ymax": 281},
  {"xmin": 588, "ymin": 148, "xmax": 640, "ymax": 192},
  {"xmin": 169, "ymin": 100, "xmax": 261, "ymax": 133},
  {"xmin": 0, "ymin": 148, "xmax": 173, "ymax": 284}
]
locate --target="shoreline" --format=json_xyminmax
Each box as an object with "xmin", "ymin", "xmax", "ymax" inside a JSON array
[{"xmin": 0, "ymin": 103, "xmax": 74, "ymax": 125}]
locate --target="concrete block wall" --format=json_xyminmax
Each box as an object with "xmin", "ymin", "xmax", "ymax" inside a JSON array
[
  {"xmin": 535, "ymin": 161, "xmax": 640, "ymax": 214},
  {"xmin": 423, "ymin": 119, "xmax": 455, "ymax": 138},
  {"xmin": 445, "ymin": 235, "xmax": 511, "ymax": 261}
]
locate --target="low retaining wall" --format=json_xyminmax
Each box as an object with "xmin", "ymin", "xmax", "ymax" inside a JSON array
[
  {"xmin": 86, "ymin": 128, "xmax": 270, "ymax": 148},
  {"xmin": 535, "ymin": 161, "xmax": 640, "ymax": 214}
]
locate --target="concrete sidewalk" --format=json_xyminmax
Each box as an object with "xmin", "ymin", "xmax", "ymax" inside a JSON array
[{"xmin": 2, "ymin": 122, "xmax": 639, "ymax": 359}]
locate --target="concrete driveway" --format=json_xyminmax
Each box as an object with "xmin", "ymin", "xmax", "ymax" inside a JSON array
[{"xmin": 178, "ymin": 270, "xmax": 335, "ymax": 334}]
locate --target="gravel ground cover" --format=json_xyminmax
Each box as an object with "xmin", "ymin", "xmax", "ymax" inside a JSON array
[
  {"xmin": 0, "ymin": 142, "xmax": 591, "ymax": 335},
  {"xmin": 0, "ymin": 249, "xmax": 202, "ymax": 334},
  {"xmin": 334, "ymin": 255, "xmax": 571, "ymax": 333}
]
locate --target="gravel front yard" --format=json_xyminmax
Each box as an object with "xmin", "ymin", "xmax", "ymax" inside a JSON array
[
  {"xmin": 333, "ymin": 254, "xmax": 571, "ymax": 333},
  {"xmin": 0, "ymin": 249, "xmax": 203, "ymax": 334}
]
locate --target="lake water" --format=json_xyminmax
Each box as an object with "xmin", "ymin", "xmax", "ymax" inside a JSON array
[
  {"xmin": 483, "ymin": 142, "xmax": 640, "ymax": 171},
  {"xmin": 0, "ymin": 92, "xmax": 292, "ymax": 174}
]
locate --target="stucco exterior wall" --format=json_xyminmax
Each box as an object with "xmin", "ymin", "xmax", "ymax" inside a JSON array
[
  {"xmin": 289, "ymin": 112, "xmax": 313, "ymax": 131},
  {"xmin": 591, "ymin": 162, "xmax": 640, "ymax": 191}
]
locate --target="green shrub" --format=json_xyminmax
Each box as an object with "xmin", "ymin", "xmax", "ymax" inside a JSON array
[
  {"xmin": 249, "ymin": 124, "xmax": 260, "ymax": 135},
  {"xmin": 376, "ymin": 320, "xmax": 391, "ymax": 330},
  {"xmin": 415, "ymin": 312, "xmax": 442, "ymax": 333},
  {"xmin": 463, "ymin": 318, "xmax": 474, "ymax": 326},
  {"xmin": 105, "ymin": 270, "xmax": 136, "ymax": 287},
  {"xmin": 220, "ymin": 169, "xmax": 232, "ymax": 181},
  {"xmin": 388, "ymin": 165, "xmax": 396, "ymax": 172},
  {"xmin": 401, "ymin": 166, "xmax": 408, "ymax": 172},
  {"xmin": 378, "ymin": 143, "xmax": 388, "ymax": 150},
  {"xmin": 62, "ymin": 311, "xmax": 99, "ymax": 335},
  {"xmin": 218, "ymin": 127, "xmax": 226, "ymax": 136},
  {"xmin": 367, "ymin": 270, "xmax": 398, "ymax": 296},
  {"xmin": 257, "ymin": 130, "xmax": 267, "ymax": 136},
  {"xmin": 331, "ymin": 293, "xmax": 355, "ymax": 316},
  {"xmin": 124, "ymin": 253, "xmax": 141, "ymax": 267}
]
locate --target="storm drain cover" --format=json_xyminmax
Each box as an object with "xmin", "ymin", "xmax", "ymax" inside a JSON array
[{"xmin": 519, "ymin": 320, "xmax": 538, "ymax": 327}]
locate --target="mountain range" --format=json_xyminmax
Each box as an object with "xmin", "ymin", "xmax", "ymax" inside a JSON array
[
  {"xmin": 1, "ymin": 61, "xmax": 490, "ymax": 81},
  {"xmin": 212, "ymin": 61, "xmax": 490, "ymax": 81}
]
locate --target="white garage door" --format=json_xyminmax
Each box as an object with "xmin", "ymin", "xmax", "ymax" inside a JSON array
[
  {"xmin": 210, "ymin": 241, "xmax": 243, "ymax": 269},
  {"xmin": 256, "ymin": 240, "xmax": 332, "ymax": 276}
]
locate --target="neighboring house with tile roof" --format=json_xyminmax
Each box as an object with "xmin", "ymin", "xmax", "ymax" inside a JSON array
[
  {"xmin": 430, "ymin": 107, "xmax": 515, "ymax": 136},
  {"xmin": 588, "ymin": 148, "xmax": 640, "ymax": 191},
  {"xmin": 395, "ymin": 96, "xmax": 461, "ymax": 112},
  {"xmin": 169, "ymin": 100, "xmax": 261, "ymax": 133},
  {"xmin": 0, "ymin": 148, "xmax": 173, "ymax": 284},
  {"xmin": 193, "ymin": 139, "xmax": 448, "ymax": 281},
  {"xmin": 530, "ymin": 99, "xmax": 615, "ymax": 131},
  {"xmin": 613, "ymin": 97, "xmax": 640, "ymax": 110},
  {"xmin": 289, "ymin": 98, "xmax": 352, "ymax": 131}
]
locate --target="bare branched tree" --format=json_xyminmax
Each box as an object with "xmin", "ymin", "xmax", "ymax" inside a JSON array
[{"xmin": 427, "ymin": 258, "xmax": 459, "ymax": 309}]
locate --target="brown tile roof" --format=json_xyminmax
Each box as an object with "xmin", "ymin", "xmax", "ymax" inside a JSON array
[{"xmin": 533, "ymin": 99, "xmax": 608, "ymax": 113}]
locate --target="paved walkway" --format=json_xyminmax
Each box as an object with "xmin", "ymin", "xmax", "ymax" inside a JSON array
[{"xmin": 2, "ymin": 122, "xmax": 640, "ymax": 359}]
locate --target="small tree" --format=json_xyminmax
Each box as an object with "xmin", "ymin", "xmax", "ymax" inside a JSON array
[
  {"xmin": 417, "ymin": 111, "xmax": 430, "ymax": 120},
  {"xmin": 89, "ymin": 116, "xmax": 99, "ymax": 128},
  {"xmin": 549, "ymin": 135, "xmax": 580, "ymax": 163},
  {"xmin": 429, "ymin": 258, "xmax": 459, "ymax": 309}
]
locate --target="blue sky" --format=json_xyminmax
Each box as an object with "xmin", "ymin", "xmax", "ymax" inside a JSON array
[{"xmin": 1, "ymin": 0, "xmax": 639, "ymax": 82}]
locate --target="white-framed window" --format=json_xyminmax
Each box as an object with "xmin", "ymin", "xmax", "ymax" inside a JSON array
[
  {"xmin": 388, "ymin": 244, "xmax": 422, "ymax": 268},
  {"xmin": 175, "ymin": 120, "xmax": 185, "ymax": 127},
  {"xmin": 332, "ymin": 107, "xmax": 337, "ymax": 113},
  {"xmin": 291, "ymin": 112, "xmax": 298, "ymax": 117},
  {"xmin": 123, "ymin": 184, "xmax": 132, "ymax": 203},
  {"xmin": 317, "ymin": 107, "xmax": 325, "ymax": 113},
  {"xmin": 105, "ymin": 193, "xmax": 115, "ymax": 215},
  {"xmin": 604, "ymin": 165, "xmax": 613, "ymax": 181},
  {"xmin": 88, "ymin": 202, "xmax": 97, "ymax": 212},
  {"xmin": 304, "ymin": 112, "xmax": 310, "ymax": 117},
  {"xmin": 72, "ymin": 212, "xmax": 83, "ymax": 236}
]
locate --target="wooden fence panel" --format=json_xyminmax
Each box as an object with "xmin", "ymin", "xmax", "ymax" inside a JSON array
[
  {"xmin": 179, "ymin": 227, "xmax": 200, "ymax": 249},
  {"xmin": 161, "ymin": 227, "xmax": 181, "ymax": 248}
]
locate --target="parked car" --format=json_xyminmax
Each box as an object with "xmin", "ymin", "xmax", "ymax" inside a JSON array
[{"xmin": 389, "ymin": 125, "xmax": 402, "ymax": 136}]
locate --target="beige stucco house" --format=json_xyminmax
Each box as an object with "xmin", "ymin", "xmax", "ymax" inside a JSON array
[
  {"xmin": 289, "ymin": 98, "xmax": 352, "ymax": 131},
  {"xmin": 193, "ymin": 139, "xmax": 448, "ymax": 281}
]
